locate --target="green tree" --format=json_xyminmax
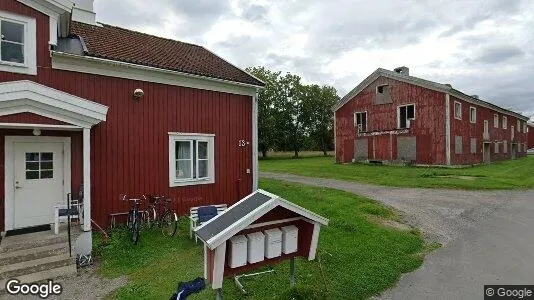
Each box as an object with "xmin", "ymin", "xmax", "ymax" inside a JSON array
[{"xmin": 246, "ymin": 67, "xmax": 281, "ymax": 158}]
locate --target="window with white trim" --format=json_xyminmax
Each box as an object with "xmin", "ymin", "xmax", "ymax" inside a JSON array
[
  {"xmin": 397, "ymin": 104, "xmax": 415, "ymax": 129},
  {"xmin": 168, "ymin": 133, "xmax": 215, "ymax": 187},
  {"xmin": 354, "ymin": 111, "xmax": 367, "ymax": 132},
  {"xmin": 517, "ymin": 120, "xmax": 521, "ymax": 132},
  {"xmin": 0, "ymin": 11, "xmax": 36, "ymax": 75},
  {"xmin": 494, "ymin": 142, "xmax": 499, "ymax": 154},
  {"xmin": 494, "ymin": 114, "xmax": 499, "ymax": 128},
  {"xmin": 503, "ymin": 140, "xmax": 508, "ymax": 153},
  {"xmin": 454, "ymin": 101, "xmax": 462, "ymax": 120},
  {"xmin": 469, "ymin": 107, "xmax": 476, "ymax": 123},
  {"xmin": 523, "ymin": 123, "xmax": 527, "ymax": 133},
  {"xmin": 502, "ymin": 116, "xmax": 507, "ymax": 129}
]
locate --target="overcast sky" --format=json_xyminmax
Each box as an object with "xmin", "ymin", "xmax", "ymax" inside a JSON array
[{"xmin": 93, "ymin": 0, "xmax": 534, "ymax": 119}]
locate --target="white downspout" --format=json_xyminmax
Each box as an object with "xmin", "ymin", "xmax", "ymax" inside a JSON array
[
  {"xmin": 83, "ymin": 127, "xmax": 91, "ymax": 231},
  {"xmin": 445, "ymin": 93, "xmax": 451, "ymax": 165},
  {"xmin": 252, "ymin": 91, "xmax": 259, "ymax": 191}
]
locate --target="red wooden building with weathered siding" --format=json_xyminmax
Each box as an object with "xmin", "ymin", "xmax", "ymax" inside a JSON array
[
  {"xmin": 0, "ymin": 0, "xmax": 263, "ymax": 249},
  {"xmin": 528, "ymin": 123, "xmax": 534, "ymax": 150},
  {"xmin": 335, "ymin": 67, "xmax": 529, "ymax": 165}
]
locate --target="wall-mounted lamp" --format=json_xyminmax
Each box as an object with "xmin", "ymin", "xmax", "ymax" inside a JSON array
[
  {"xmin": 33, "ymin": 129, "xmax": 41, "ymax": 136},
  {"xmin": 133, "ymin": 88, "xmax": 144, "ymax": 100}
]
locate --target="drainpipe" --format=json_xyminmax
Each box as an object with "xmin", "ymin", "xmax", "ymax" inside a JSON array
[{"xmin": 445, "ymin": 93, "xmax": 451, "ymax": 165}]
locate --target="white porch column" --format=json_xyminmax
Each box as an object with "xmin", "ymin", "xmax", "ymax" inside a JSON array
[{"xmin": 83, "ymin": 127, "xmax": 91, "ymax": 231}]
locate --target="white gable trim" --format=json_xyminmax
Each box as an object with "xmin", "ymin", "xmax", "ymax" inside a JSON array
[
  {"xmin": 51, "ymin": 51, "xmax": 262, "ymax": 97},
  {"xmin": 199, "ymin": 189, "xmax": 329, "ymax": 249},
  {"xmin": 0, "ymin": 80, "xmax": 108, "ymax": 128}
]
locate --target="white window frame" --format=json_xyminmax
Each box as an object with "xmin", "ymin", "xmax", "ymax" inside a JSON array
[
  {"xmin": 517, "ymin": 120, "xmax": 521, "ymax": 132},
  {"xmin": 523, "ymin": 123, "xmax": 527, "ymax": 134},
  {"xmin": 0, "ymin": 11, "xmax": 36, "ymax": 75},
  {"xmin": 168, "ymin": 133, "xmax": 215, "ymax": 187},
  {"xmin": 494, "ymin": 142, "xmax": 499, "ymax": 154},
  {"xmin": 494, "ymin": 114, "xmax": 499, "ymax": 128},
  {"xmin": 502, "ymin": 116, "xmax": 507, "ymax": 129},
  {"xmin": 354, "ymin": 111, "xmax": 367, "ymax": 133},
  {"xmin": 503, "ymin": 140, "xmax": 508, "ymax": 153},
  {"xmin": 397, "ymin": 103, "xmax": 415, "ymax": 129},
  {"xmin": 469, "ymin": 107, "xmax": 476, "ymax": 123},
  {"xmin": 454, "ymin": 101, "xmax": 462, "ymax": 120}
]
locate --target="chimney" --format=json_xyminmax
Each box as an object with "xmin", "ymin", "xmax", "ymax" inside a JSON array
[
  {"xmin": 471, "ymin": 95, "xmax": 479, "ymax": 99},
  {"xmin": 72, "ymin": 0, "xmax": 97, "ymax": 25},
  {"xmin": 394, "ymin": 66, "xmax": 409, "ymax": 76}
]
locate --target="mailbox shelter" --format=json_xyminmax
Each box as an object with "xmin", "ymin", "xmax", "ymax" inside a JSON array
[{"xmin": 194, "ymin": 189, "xmax": 329, "ymax": 297}]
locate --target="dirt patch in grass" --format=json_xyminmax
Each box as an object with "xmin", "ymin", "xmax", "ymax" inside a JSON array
[{"xmin": 366, "ymin": 215, "xmax": 413, "ymax": 231}]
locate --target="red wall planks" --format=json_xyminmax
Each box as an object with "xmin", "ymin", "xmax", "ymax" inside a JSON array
[
  {"xmin": 529, "ymin": 125, "xmax": 534, "ymax": 149},
  {"xmin": 0, "ymin": 113, "xmax": 69, "ymax": 125},
  {"xmin": 0, "ymin": 1, "xmax": 254, "ymax": 230},
  {"xmin": 449, "ymin": 96, "xmax": 528, "ymax": 164}
]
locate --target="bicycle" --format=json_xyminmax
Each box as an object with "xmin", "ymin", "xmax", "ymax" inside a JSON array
[
  {"xmin": 143, "ymin": 195, "xmax": 179, "ymax": 237},
  {"xmin": 120, "ymin": 194, "xmax": 143, "ymax": 245}
]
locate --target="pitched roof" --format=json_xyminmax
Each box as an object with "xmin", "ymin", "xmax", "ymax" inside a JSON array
[
  {"xmin": 335, "ymin": 68, "xmax": 528, "ymax": 121},
  {"xmin": 68, "ymin": 21, "xmax": 264, "ymax": 87},
  {"xmin": 195, "ymin": 189, "xmax": 329, "ymax": 249}
]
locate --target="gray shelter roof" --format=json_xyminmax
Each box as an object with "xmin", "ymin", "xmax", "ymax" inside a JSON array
[
  {"xmin": 195, "ymin": 192, "xmax": 272, "ymax": 243},
  {"xmin": 194, "ymin": 189, "xmax": 329, "ymax": 250},
  {"xmin": 335, "ymin": 68, "xmax": 529, "ymax": 121}
]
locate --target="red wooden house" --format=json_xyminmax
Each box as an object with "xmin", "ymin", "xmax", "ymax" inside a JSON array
[
  {"xmin": 335, "ymin": 67, "xmax": 529, "ymax": 165},
  {"xmin": 0, "ymin": 0, "xmax": 263, "ymax": 249}
]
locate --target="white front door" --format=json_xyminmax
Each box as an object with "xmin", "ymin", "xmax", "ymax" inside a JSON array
[{"xmin": 13, "ymin": 142, "xmax": 64, "ymax": 229}]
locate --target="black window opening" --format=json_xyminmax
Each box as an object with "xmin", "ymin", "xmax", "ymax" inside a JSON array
[
  {"xmin": 377, "ymin": 85, "xmax": 388, "ymax": 94},
  {"xmin": 399, "ymin": 105, "xmax": 415, "ymax": 129},
  {"xmin": 355, "ymin": 112, "xmax": 367, "ymax": 132}
]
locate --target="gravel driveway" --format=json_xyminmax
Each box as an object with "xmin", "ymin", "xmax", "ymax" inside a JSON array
[{"xmin": 261, "ymin": 172, "xmax": 534, "ymax": 299}]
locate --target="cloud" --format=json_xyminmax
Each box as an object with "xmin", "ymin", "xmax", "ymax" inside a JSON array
[
  {"xmin": 473, "ymin": 45, "xmax": 524, "ymax": 63},
  {"xmin": 93, "ymin": 0, "xmax": 534, "ymax": 116}
]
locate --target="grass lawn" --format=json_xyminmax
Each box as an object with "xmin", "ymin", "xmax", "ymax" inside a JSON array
[
  {"xmin": 260, "ymin": 155, "xmax": 534, "ymax": 190},
  {"xmin": 95, "ymin": 179, "xmax": 426, "ymax": 299}
]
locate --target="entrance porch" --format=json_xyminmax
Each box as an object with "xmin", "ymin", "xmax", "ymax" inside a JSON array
[{"xmin": 0, "ymin": 80, "xmax": 108, "ymax": 258}]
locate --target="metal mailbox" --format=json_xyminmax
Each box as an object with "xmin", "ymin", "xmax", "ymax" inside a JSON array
[
  {"xmin": 281, "ymin": 225, "xmax": 298, "ymax": 254},
  {"xmin": 229, "ymin": 235, "xmax": 247, "ymax": 268},
  {"xmin": 264, "ymin": 228, "xmax": 282, "ymax": 258},
  {"xmin": 246, "ymin": 232, "xmax": 265, "ymax": 264}
]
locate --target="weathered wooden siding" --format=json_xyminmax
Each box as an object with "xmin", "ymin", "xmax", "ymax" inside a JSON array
[
  {"xmin": 449, "ymin": 96, "xmax": 528, "ymax": 164},
  {"xmin": 528, "ymin": 124, "xmax": 534, "ymax": 149},
  {"xmin": 0, "ymin": 1, "xmax": 253, "ymax": 230},
  {"xmin": 335, "ymin": 76, "xmax": 446, "ymax": 164}
]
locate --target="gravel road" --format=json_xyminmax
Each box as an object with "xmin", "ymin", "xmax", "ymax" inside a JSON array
[{"xmin": 261, "ymin": 172, "xmax": 534, "ymax": 299}]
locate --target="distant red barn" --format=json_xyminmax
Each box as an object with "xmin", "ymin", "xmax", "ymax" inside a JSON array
[
  {"xmin": 528, "ymin": 123, "xmax": 534, "ymax": 150},
  {"xmin": 335, "ymin": 67, "xmax": 529, "ymax": 165}
]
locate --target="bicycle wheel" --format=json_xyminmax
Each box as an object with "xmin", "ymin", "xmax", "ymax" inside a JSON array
[
  {"xmin": 127, "ymin": 210, "xmax": 133, "ymax": 229},
  {"xmin": 145, "ymin": 206, "xmax": 157, "ymax": 228},
  {"xmin": 160, "ymin": 210, "xmax": 178, "ymax": 237},
  {"xmin": 132, "ymin": 211, "xmax": 141, "ymax": 245}
]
